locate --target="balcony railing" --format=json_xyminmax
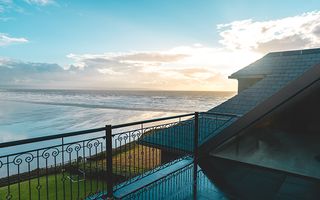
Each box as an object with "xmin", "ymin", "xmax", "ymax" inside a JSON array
[{"xmin": 0, "ymin": 112, "xmax": 237, "ymax": 200}]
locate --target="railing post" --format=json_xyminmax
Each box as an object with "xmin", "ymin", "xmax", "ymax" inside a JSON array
[
  {"xmin": 193, "ymin": 112, "xmax": 199, "ymax": 200},
  {"xmin": 106, "ymin": 125, "xmax": 113, "ymax": 199}
]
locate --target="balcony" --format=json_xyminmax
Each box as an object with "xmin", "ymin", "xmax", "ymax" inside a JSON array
[{"xmin": 0, "ymin": 112, "xmax": 237, "ymax": 200}]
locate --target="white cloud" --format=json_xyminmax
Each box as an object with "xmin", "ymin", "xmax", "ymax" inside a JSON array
[
  {"xmin": 0, "ymin": 0, "xmax": 12, "ymax": 6},
  {"xmin": 0, "ymin": 33, "xmax": 28, "ymax": 46},
  {"xmin": 66, "ymin": 45, "xmax": 260, "ymax": 91},
  {"xmin": 0, "ymin": 0, "xmax": 12, "ymax": 13},
  {"xmin": 24, "ymin": 0, "xmax": 54, "ymax": 6},
  {"xmin": 97, "ymin": 68, "xmax": 123, "ymax": 75},
  {"xmin": 218, "ymin": 11, "xmax": 320, "ymax": 53},
  {"xmin": 0, "ymin": 17, "xmax": 12, "ymax": 21},
  {"xmin": 67, "ymin": 52, "xmax": 189, "ymax": 69}
]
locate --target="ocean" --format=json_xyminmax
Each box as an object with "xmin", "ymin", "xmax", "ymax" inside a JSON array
[{"xmin": 0, "ymin": 89, "xmax": 235, "ymax": 143}]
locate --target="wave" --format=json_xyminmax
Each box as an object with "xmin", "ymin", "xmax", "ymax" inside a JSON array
[{"xmin": 1, "ymin": 99, "xmax": 192, "ymax": 113}]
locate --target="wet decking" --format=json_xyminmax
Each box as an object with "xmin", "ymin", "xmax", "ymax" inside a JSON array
[{"xmin": 201, "ymin": 156, "xmax": 320, "ymax": 200}]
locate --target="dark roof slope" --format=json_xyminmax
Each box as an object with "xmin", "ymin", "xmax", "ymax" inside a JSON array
[
  {"xmin": 230, "ymin": 48, "xmax": 320, "ymax": 79},
  {"xmin": 202, "ymin": 50, "xmax": 320, "ymax": 152},
  {"xmin": 209, "ymin": 48, "xmax": 320, "ymax": 116}
]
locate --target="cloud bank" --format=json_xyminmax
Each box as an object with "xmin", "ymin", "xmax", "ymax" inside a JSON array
[
  {"xmin": 218, "ymin": 11, "xmax": 320, "ymax": 53},
  {"xmin": 64, "ymin": 46, "xmax": 258, "ymax": 91},
  {"xmin": 3, "ymin": 10, "xmax": 320, "ymax": 91},
  {"xmin": 1, "ymin": 46, "xmax": 257, "ymax": 91}
]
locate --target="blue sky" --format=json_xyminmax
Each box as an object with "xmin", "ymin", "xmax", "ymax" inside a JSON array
[{"xmin": 1, "ymin": 0, "xmax": 320, "ymax": 90}]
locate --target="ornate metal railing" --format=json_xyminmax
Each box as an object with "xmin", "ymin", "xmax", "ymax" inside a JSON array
[
  {"xmin": 0, "ymin": 127, "xmax": 108, "ymax": 200},
  {"xmin": 0, "ymin": 112, "xmax": 237, "ymax": 200}
]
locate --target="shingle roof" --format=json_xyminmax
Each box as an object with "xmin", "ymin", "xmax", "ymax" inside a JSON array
[
  {"xmin": 229, "ymin": 48, "xmax": 320, "ymax": 79},
  {"xmin": 210, "ymin": 48, "xmax": 320, "ymax": 116}
]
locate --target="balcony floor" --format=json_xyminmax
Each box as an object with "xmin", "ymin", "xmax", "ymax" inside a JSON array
[{"xmin": 87, "ymin": 157, "xmax": 230, "ymax": 200}]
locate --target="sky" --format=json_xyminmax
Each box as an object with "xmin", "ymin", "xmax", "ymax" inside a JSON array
[{"xmin": 1, "ymin": 0, "xmax": 320, "ymax": 91}]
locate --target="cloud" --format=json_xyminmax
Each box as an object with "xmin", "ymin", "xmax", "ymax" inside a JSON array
[
  {"xmin": 0, "ymin": 0, "xmax": 55, "ymax": 19},
  {"xmin": 218, "ymin": 11, "xmax": 320, "ymax": 53},
  {"xmin": 8, "ymin": 11, "xmax": 320, "ymax": 91},
  {"xmin": 0, "ymin": 33, "xmax": 28, "ymax": 46},
  {"xmin": 0, "ymin": 58, "xmax": 128, "ymax": 89},
  {"xmin": 0, "ymin": 0, "xmax": 54, "ymax": 21},
  {"xmin": 116, "ymin": 52, "xmax": 189, "ymax": 62},
  {"xmin": 66, "ymin": 52, "xmax": 189, "ymax": 69},
  {"xmin": 0, "ymin": 44, "xmax": 255, "ymax": 91},
  {"xmin": 24, "ymin": 0, "xmax": 54, "ymax": 6},
  {"xmin": 0, "ymin": 0, "xmax": 12, "ymax": 13},
  {"xmin": 0, "ymin": 0, "xmax": 12, "ymax": 6},
  {"xmin": 0, "ymin": 16, "xmax": 12, "ymax": 21},
  {"xmin": 65, "ymin": 46, "xmax": 259, "ymax": 91}
]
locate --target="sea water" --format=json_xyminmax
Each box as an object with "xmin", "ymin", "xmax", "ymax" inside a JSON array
[{"xmin": 0, "ymin": 89, "xmax": 235, "ymax": 143}]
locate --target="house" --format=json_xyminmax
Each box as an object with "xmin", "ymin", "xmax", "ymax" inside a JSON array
[
  {"xmin": 110, "ymin": 47, "xmax": 320, "ymax": 199},
  {"xmin": 201, "ymin": 48, "xmax": 320, "ymax": 199},
  {"xmin": 3, "ymin": 48, "xmax": 320, "ymax": 200}
]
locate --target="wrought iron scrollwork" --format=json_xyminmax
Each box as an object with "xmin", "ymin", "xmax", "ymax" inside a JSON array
[
  {"xmin": 66, "ymin": 143, "xmax": 82, "ymax": 154},
  {"xmin": 42, "ymin": 147, "xmax": 60, "ymax": 159},
  {"xmin": 86, "ymin": 139, "xmax": 101, "ymax": 149},
  {"xmin": 13, "ymin": 153, "xmax": 34, "ymax": 166}
]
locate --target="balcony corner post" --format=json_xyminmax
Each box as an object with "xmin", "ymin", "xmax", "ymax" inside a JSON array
[
  {"xmin": 106, "ymin": 125, "xmax": 113, "ymax": 198},
  {"xmin": 193, "ymin": 112, "xmax": 199, "ymax": 200}
]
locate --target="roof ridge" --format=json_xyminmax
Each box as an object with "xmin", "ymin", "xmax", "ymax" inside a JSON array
[{"xmin": 267, "ymin": 47, "xmax": 320, "ymax": 57}]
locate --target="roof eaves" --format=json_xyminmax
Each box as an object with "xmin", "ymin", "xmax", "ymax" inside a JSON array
[{"xmin": 228, "ymin": 74, "xmax": 266, "ymax": 79}]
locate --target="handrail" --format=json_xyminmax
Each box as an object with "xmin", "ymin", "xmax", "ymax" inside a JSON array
[
  {"xmin": 0, "ymin": 113, "xmax": 195, "ymax": 149},
  {"xmin": 0, "ymin": 112, "xmax": 239, "ymax": 149},
  {"xmin": 200, "ymin": 111, "xmax": 240, "ymax": 118},
  {"xmin": 112, "ymin": 113, "xmax": 195, "ymax": 129},
  {"xmin": 0, "ymin": 127, "xmax": 106, "ymax": 148}
]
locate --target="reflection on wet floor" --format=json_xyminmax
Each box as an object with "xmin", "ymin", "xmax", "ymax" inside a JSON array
[{"xmin": 88, "ymin": 157, "xmax": 229, "ymax": 200}]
